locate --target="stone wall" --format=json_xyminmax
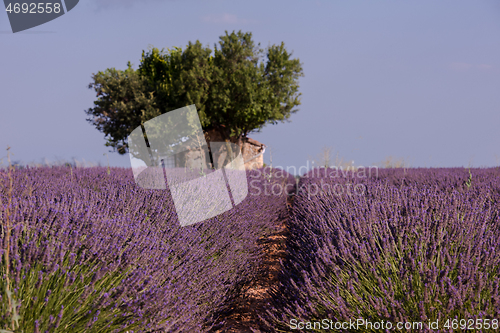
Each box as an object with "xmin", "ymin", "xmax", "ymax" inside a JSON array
[
  {"xmin": 163, "ymin": 131, "xmax": 265, "ymax": 171},
  {"xmin": 204, "ymin": 129, "xmax": 265, "ymax": 170},
  {"xmin": 240, "ymin": 137, "xmax": 265, "ymax": 170},
  {"xmin": 175, "ymin": 148, "xmax": 208, "ymax": 170}
]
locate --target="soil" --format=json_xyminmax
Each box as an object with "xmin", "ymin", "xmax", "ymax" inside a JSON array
[{"xmin": 211, "ymin": 195, "xmax": 294, "ymax": 333}]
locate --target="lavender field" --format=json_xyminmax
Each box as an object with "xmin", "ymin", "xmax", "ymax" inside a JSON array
[
  {"xmin": 0, "ymin": 166, "xmax": 294, "ymax": 332},
  {"xmin": 263, "ymin": 167, "xmax": 500, "ymax": 332},
  {"xmin": 1, "ymin": 165, "xmax": 500, "ymax": 332}
]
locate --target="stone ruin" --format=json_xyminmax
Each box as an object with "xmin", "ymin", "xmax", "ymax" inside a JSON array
[{"xmin": 170, "ymin": 130, "xmax": 265, "ymax": 171}]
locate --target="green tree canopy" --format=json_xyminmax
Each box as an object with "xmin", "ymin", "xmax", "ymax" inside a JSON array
[{"xmin": 86, "ymin": 30, "xmax": 304, "ymax": 154}]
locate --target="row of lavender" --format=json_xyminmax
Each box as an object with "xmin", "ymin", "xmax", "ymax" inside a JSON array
[
  {"xmin": 264, "ymin": 167, "xmax": 500, "ymax": 332},
  {"xmin": 0, "ymin": 166, "xmax": 294, "ymax": 332}
]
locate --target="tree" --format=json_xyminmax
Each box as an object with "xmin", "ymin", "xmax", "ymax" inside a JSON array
[
  {"xmin": 207, "ymin": 31, "xmax": 303, "ymax": 147},
  {"xmin": 86, "ymin": 30, "xmax": 304, "ymax": 155},
  {"xmin": 86, "ymin": 62, "xmax": 160, "ymax": 154}
]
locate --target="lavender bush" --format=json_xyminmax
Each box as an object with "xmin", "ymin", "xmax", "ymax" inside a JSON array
[
  {"xmin": 0, "ymin": 165, "xmax": 294, "ymax": 332},
  {"xmin": 264, "ymin": 167, "xmax": 500, "ymax": 332}
]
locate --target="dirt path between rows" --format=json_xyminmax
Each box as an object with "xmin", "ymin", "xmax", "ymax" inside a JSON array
[{"xmin": 212, "ymin": 195, "xmax": 294, "ymax": 333}]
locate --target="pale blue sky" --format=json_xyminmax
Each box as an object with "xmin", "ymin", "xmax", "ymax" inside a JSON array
[{"xmin": 1, "ymin": 0, "xmax": 500, "ymax": 172}]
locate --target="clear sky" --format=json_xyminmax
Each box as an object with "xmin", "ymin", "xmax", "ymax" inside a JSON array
[{"xmin": 1, "ymin": 0, "xmax": 500, "ymax": 172}]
